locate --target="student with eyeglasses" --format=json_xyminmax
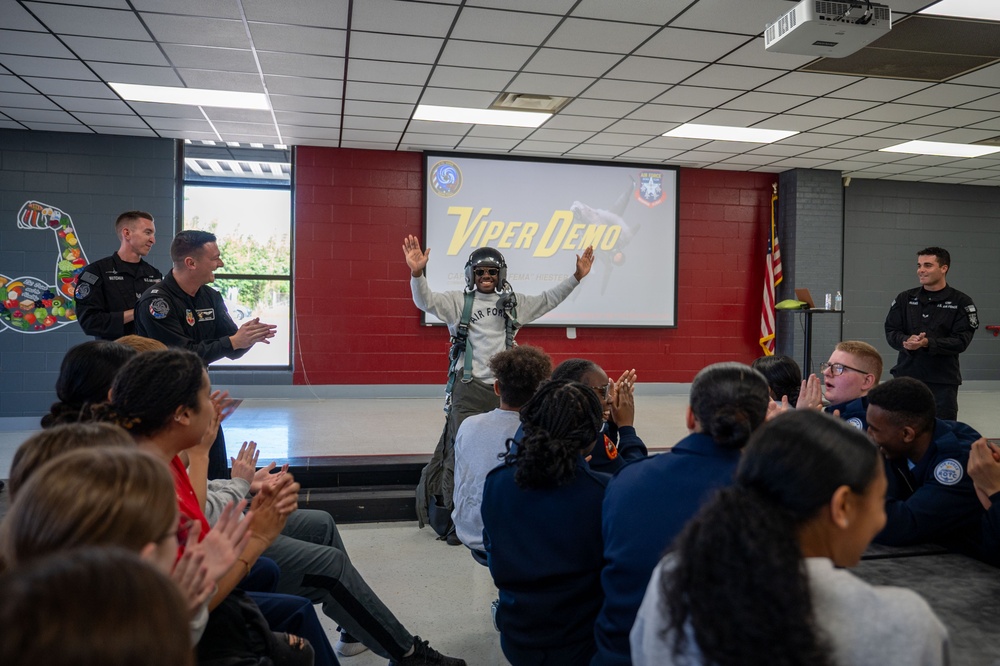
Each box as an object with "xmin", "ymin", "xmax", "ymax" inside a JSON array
[
  {"xmin": 402, "ymin": 236, "xmax": 594, "ymax": 544},
  {"xmin": 819, "ymin": 341, "xmax": 883, "ymax": 431}
]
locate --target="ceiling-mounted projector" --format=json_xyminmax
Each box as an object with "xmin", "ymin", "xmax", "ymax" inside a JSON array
[{"xmin": 765, "ymin": 0, "xmax": 892, "ymax": 58}]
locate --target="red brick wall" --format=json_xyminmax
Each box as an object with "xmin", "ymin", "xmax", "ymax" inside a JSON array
[{"xmin": 294, "ymin": 147, "xmax": 774, "ymax": 385}]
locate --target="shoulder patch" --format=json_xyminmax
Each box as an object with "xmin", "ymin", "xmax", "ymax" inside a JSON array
[
  {"xmin": 933, "ymin": 459, "xmax": 963, "ymax": 486},
  {"xmin": 75, "ymin": 282, "xmax": 91, "ymax": 299},
  {"xmin": 79, "ymin": 271, "xmax": 99, "ymax": 285},
  {"xmin": 966, "ymin": 304, "xmax": 979, "ymax": 329},
  {"xmin": 847, "ymin": 417, "xmax": 864, "ymax": 430},
  {"xmin": 149, "ymin": 297, "xmax": 170, "ymax": 320}
]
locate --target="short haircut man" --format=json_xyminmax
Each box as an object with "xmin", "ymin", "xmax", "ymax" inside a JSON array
[
  {"xmin": 867, "ymin": 377, "xmax": 985, "ymax": 553},
  {"xmin": 822, "ymin": 340, "xmax": 882, "ymax": 430},
  {"xmin": 452, "ymin": 345, "xmax": 551, "ymax": 553},
  {"xmin": 170, "ymin": 229, "xmax": 216, "ymax": 265}
]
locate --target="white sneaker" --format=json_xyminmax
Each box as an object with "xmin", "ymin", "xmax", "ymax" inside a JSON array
[{"xmin": 335, "ymin": 631, "xmax": 370, "ymax": 657}]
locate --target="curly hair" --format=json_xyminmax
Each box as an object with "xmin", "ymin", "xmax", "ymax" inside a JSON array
[
  {"xmin": 489, "ymin": 345, "xmax": 552, "ymax": 408},
  {"xmin": 93, "ymin": 350, "xmax": 206, "ymax": 438},
  {"xmin": 505, "ymin": 379, "xmax": 603, "ymax": 489},
  {"xmin": 40, "ymin": 341, "xmax": 136, "ymax": 428},
  {"xmin": 661, "ymin": 410, "xmax": 880, "ymax": 666},
  {"xmin": 751, "ymin": 355, "xmax": 802, "ymax": 405},
  {"xmin": 8, "ymin": 423, "xmax": 134, "ymax": 500},
  {"xmin": 690, "ymin": 362, "xmax": 770, "ymax": 449}
]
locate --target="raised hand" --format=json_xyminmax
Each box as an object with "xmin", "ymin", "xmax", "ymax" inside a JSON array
[
  {"xmin": 574, "ymin": 245, "xmax": 595, "ymax": 281},
  {"xmin": 795, "ymin": 374, "xmax": 823, "ymax": 410},
  {"xmin": 249, "ymin": 472, "xmax": 300, "ymax": 544},
  {"xmin": 251, "ymin": 462, "xmax": 288, "ymax": 495},
  {"xmin": 611, "ymin": 375, "xmax": 635, "ymax": 428},
  {"xmin": 402, "ymin": 234, "xmax": 430, "ymax": 276},
  {"xmin": 170, "ymin": 543, "xmax": 212, "ymax": 614},
  {"xmin": 230, "ymin": 441, "xmax": 260, "ymax": 485},
  {"xmin": 968, "ymin": 438, "xmax": 1000, "ymax": 509},
  {"xmin": 189, "ymin": 500, "xmax": 252, "ymax": 583},
  {"xmin": 231, "ymin": 317, "xmax": 278, "ymax": 350}
]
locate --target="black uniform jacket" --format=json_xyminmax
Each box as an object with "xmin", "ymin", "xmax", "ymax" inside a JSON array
[
  {"xmin": 134, "ymin": 270, "xmax": 246, "ymax": 364},
  {"xmin": 885, "ymin": 285, "xmax": 977, "ymax": 385},
  {"xmin": 75, "ymin": 253, "xmax": 162, "ymax": 340}
]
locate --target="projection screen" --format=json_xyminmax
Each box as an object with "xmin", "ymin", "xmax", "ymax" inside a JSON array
[{"xmin": 422, "ymin": 152, "xmax": 678, "ymax": 328}]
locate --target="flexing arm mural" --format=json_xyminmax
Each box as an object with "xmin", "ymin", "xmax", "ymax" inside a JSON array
[{"xmin": 0, "ymin": 201, "xmax": 88, "ymax": 333}]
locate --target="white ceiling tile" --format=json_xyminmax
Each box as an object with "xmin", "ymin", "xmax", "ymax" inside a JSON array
[
  {"xmin": 748, "ymin": 143, "xmax": 816, "ymax": 157},
  {"xmin": 961, "ymin": 93, "xmax": 1000, "ymax": 112},
  {"xmin": 0, "ymin": 54, "xmax": 95, "ymax": 79},
  {"xmin": 910, "ymin": 108, "xmax": 998, "ymax": 127},
  {"xmin": 23, "ymin": 2, "xmax": 147, "ymax": 39},
  {"xmin": 0, "ymin": 76, "xmax": 34, "ymax": 94},
  {"xmin": 524, "ymin": 49, "xmax": 621, "ymax": 78},
  {"xmin": 89, "ymin": 62, "xmax": 183, "ymax": 86},
  {"xmin": 0, "ymin": 29, "xmax": 74, "ymax": 58},
  {"xmin": 175, "ymin": 70, "xmax": 264, "ymax": 93},
  {"xmin": 719, "ymin": 38, "xmax": 816, "ymax": 70},
  {"xmin": 719, "ymin": 153, "xmax": 782, "ymax": 166},
  {"xmin": 257, "ymin": 52, "xmax": 344, "ymax": 79},
  {"xmin": 605, "ymin": 57, "xmax": 704, "ymax": 85},
  {"xmin": 721, "ymin": 91, "xmax": 812, "ymax": 113},
  {"xmin": 894, "ymin": 83, "xmax": 997, "ymax": 107},
  {"xmin": 643, "ymin": 136, "xmax": 711, "ymax": 150},
  {"xmin": 783, "ymin": 132, "xmax": 853, "ymax": 147},
  {"xmin": 212, "ymin": 120, "xmax": 278, "ymax": 135},
  {"xmin": 693, "ymin": 108, "xmax": 773, "ymax": 126},
  {"xmin": 273, "ymin": 111, "xmax": 340, "ymax": 128},
  {"xmin": 604, "ymin": 118, "xmax": 675, "ymax": 135},
  {"xmin": 128, "ymin": 102, "xmax": 204, "ymax": 118},
  {"xmin": 0, "ymin": 119, "xmax": 26, "ymax": 128},
  {"xmin": 672, "ymin": 0, "xmax": 803, "ymax": 35},
  {"xmin": 528, "ymin": 128, "xmax": 598, "ymax": 142},
  {"xmin": 400, "ymin": 132, "xmax": 461, "ymax": 148},
  {"xmin": 458, "ymin": 136, "xmax": 521, "ymax": 150},
  {"xmin": 636, "ymin": 27, "xmax": 748, "ymax": 62},
  {"xmin": 271, "ymin": 95, "xmax": 344, "ymax": 114},
  {"xmin": 265, "ymin": 76, "xmax": 343, "ymax": 98},
  {"xmin": 74, "ymin": 112, "xmax": 148, "ymax": 128},
  {"xmin": 62, "ymin": 36, "xmax": 167, "ymax": 66},
  {"xmin": 572, "ymin": 0, "xmax": 687, "ymax": 22},
  {"xmin": 560, "ymin": 98, "xmax": 641, "ymax": 117},
  {"xmin": 811, "ymin": 118, "xmax": 894, "ymax": 135},
  {"xmin": 866, "ymin": 124, "xmax": 951, "ymax": 140},
  {"xmin": 515, "ymin": 140, "xmax": 576, "ymax": 153},
  {"xmin": 849, "ymin": 103, "xmax": 940, "ymax": 122},
  {"xmin": 250, "ymin": 24, "xmax": 346, "ymax": 57},
  {"xmin": 22, "ymin": 121, "xmax": 90, "ymax": 132},
  {"xmin": 968, "ymin": 118, "xmax": 1000, "ymax": 131},
  {"xmin": 49, "ymin": 96, "xmax": 133, "ymax": 114},
  {"xmin": 541, "ymin": 115, "xmax": 615, "ymax": 131},
  {"xmin": 545, "ymin": 18, "xmax": 658, "ymax": 55},
  {"xmin": 465, "ymin": 0, "xmax": 574, "ymax": 12},
  {"xmin": 353, "ymin": 0, "xmax": 458, "ymax": 37},
  {"xmin": 566, "ymin": 144, "xmax": 625, "ymax": 157},
  {"xmin": 2, "ymin": 107, "xmax": 80, "ymax": 124},
  {"xmin": 141, "ymin": 14, "xmax": 249, "ymax": 48},
  {"xmin": 798, "ymin": 147, "xmax": 868, "ymax": 160},
  {"xmin": 467, "ymin": 125, "xmax": 535, "ymax": 139},
  {"xmin": 438, "ymin": 40, "xmax": 534, "ymax": 71},
  {"xmin": 582, "ymin": 79, "xmax": 671, "ymax": 103},
  {"xmin": 450, "ymin": 7, "xmax": 561, "ymax": 46},
  {"xmin": 242, "ymin": 0, "xmax": 346, "ymax": 27},
  {"xmin": 683, "ymin": 64, "xmax": 784, "ymax": 91},
  {"xmin": 345, "ymin": 81, "xmax": 421, "ymax": 103},
  {"xmin": 620, "ymin": 147, "xmax": 685, "ymax": 160},
  {"xmin": 826, "ymin": 78, "xmax": 935, "ymax": 102},
  {"xmin": 754, "ymin": 114, "xmax": 835, "ymax": 131},
  {"xmin": 627, "ymin": 104, "xmax": 708, "ymax": 123},
  {"xmin": 788, "ymin": 97, "xmax": 879, "ymax": 117},
  {"xmin": 0, "ymin": 1, "xmax": 47, "ymax": 31},
  {"xmin": 24, "ymin": 77, "xmax": 113, "ymax": 98},
  {"xmin": 349, "ymin": 60, "xmax": 432, "ymax": 86},
  {"xmin": 162, "ymin": 45, "xmax": 258, "ymax": 72},
  {"xmin": 946, "ymin": 61, "xmax": 1000, "ymax": 88},
  {"xmin": 283, "ymin": 126, "xmax": 343, "ymax": 140},
  {"xmin": 920, "ymin": 127, "xmax": 1000, "ymax": 143},
  {"xmin": 757, "ymin": 71, "xmax": 861, "ymax": 96},
  {"xmin": 418, "ymin": 88, "xmax": 498, "ymax": 107},
  {"xmin": 407, "ymin": 120, "xmax": 470, "ymax": 135},
  {"xmin": 767, "ymin": 156, "xmax": 841, "ymax": 169},
  {"xmin": 132, "ymin": 0, "xmax": 240, "ymax": 18},
  {"xmin": 205, "ymin": 108, "xmax": 274, "ymax": 123},
  {"xmin": 342, "ymin": 99, "xmax": 413, "ymax": 118},
  {"xmin": 428, "ymin": 66, "xmax": 515, "ymax": 92},
  {"xmin": 585, "ymin": 132, "xmax": 647, "ymax": 147},
  {"xmin": 507, "ymin": 72, "xmax": 594, "ymax": 97},
  {"xmin": 351, "ymin": 32, "xmax": 443, "ymax": 63},
  {"xmin": 146, "ymin": 117, "xmax": 215, "ymax": 131},
  {"xmin": 0, "ymin": 91, "xmax": 58, "ymax": 110},
  {"xmin": 341, "ymin": 128, "xmax": 401, "ymax": 143},
  {"xmin": 157, "ymin": 129, "xmax": 218, "ymax": 140},
  {"xmin": 653, "ymin": 85, "xmax": 742, "ymax": 107},
  {"xmin": 830, "ymin": 136, "xmax": 900, "ymax": 150},
  {"xmin": 91, "ymin": 126, "xmax": 158, "ymax": 137}
]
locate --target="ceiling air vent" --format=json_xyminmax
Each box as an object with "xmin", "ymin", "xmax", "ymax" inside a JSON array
[{"xmin": 491, "ymin": 93, "xmax": 569, "ymax": 114}]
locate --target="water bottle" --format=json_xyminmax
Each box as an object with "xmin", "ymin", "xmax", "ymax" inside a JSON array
[{"xmin": 834, "ymin": 291, "xmax": 842, "ymax": 311}]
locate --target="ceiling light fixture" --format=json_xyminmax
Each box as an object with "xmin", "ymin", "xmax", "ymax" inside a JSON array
[
  {"xmin": 110, "ymin": 83, "xmax": 270, "ymax": 110},
  {"xmin": 880, "ymin": 140, "xmax": 1000, "ymax": 157},
  {"xmin": 414, "ymin": 104, "xmax": 550, "ymax": 128},
  {"xmin": 919, "ymin": 0, "xmax": 1000, "ymax": 21},
  {"xmin": 663, "ymin": 123, "xmax": 798, "ymax": 143}
]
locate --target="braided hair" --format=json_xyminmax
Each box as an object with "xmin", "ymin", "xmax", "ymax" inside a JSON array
[
  {"xmin": 504, "ymin": 379, "xmax": 603, "ymax": 489},
  {"xmin": 661, "ymin": 410, "xmax": 880, "ymax": 666}
]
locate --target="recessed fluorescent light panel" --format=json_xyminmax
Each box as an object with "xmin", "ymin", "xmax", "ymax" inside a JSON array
[
  {"xmin": 880, "ymin": 141, "xmax": 1000, "ymax": 158},
  {"xmin": 663, "ymin": 123, "xmax": 798, "ymax": 143},
  {"xmin": 110, "ymin": 83, "xmax": 270, "ymax": 110},
  {"xmin": 919, "ymin": 0, "xmax": 1000, "ymax": 21},
  {"xmin": 414, "ymin": 104, "xmax": 550, "ymax": 128}
]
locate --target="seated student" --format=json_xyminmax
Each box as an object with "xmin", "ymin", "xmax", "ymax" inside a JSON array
[
  {"xmin": 481, "ymin": 379, "xmax": 608, "ymax": 665},
  {"xmin": 866, "ymin": 377, "xmax": 985, "ymax": 553},
  {"xmin": 820, "ymin": 340, "xmax": 882, "ymax": 429},
  {"xmin": 452, "ymin": 344, "xmax": 551, "ymax": 555},
  {"xmin": 103, "ymin": 349, "xmax": 464, "ymax": 666},
  {"xmin": 631, "ymin": 410, "xmax": 949, "ymax": 666},
  {"xmin": 595, "ymin": 362, "xmax": 770, "ymax": 666},
  {"xmin": 967, "ymin": 438, "xmax": 1000, "ymax": 566},
  {"xmin": 0, "ymin": 547, "xmax": 194, "ymax": 666},
  {"xmin": 550, "ymin": 358, "xmax": 644, "ymax": 474},
  {"xmin": 751, "ymin": 354, "xmax": 801, "ymax": 405},
  {"xmin": 39, "ymin": 340, "xmax": 136, "ymax": 427}
]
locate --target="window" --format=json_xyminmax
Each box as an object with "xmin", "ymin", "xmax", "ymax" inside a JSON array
[{"xmin": 181, "ymin": 144, "xmax": 292, "ymax": 367}]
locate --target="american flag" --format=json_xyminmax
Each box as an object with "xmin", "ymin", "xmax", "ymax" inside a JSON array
[{"xmin": 759, "ymin": 187, "xmax": 782, "ymax": 355}]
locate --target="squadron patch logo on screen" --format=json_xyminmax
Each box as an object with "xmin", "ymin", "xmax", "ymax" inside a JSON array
[
  {"xmin": 430, "ymin": 160, "xmax": 462, "ymax": 198},
  {"xmin": 636, "ymin": 172, "xmax": 665, "ymax": 207}
]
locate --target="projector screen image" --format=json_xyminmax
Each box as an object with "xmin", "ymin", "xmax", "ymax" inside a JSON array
[{"xmin": 422, "ymin": 152, "xmax": 678, "ymax": 327}]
